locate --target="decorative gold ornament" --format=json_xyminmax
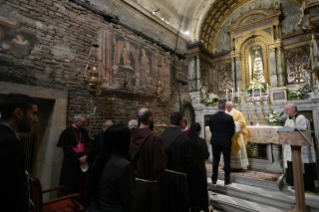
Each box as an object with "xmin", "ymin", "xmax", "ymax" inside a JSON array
[
  {"xmin": 84, "ymin": 66, "xmax": 102, "ymax": 96},
  {"xmin": 84, "ymin": 44, "xmax": 102, "ymax": 96},
  {"xmin": 311, "ymin": 67, "xmax": 319, "ymax": 81}
]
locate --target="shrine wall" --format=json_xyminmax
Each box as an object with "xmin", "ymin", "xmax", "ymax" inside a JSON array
[
  {"xmin": 215, "ymin": 0, "xmax": 302, "ymax": 54},
  {"xmin": 0, "ymin": 0, "xmax": 191, "ymax": 135}
]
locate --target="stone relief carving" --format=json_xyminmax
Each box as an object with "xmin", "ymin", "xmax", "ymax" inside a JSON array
[
  {"xmin": 200, "ymin": 62, "xmax": 210, "ymax": 97},
  {"xmin": 240, "ymin": 13, "xmax": 267, "ymax": 25},
  {"xmin": 285, "ymin": 45, "xmax": 310, "ymax": 84},
  {"xmin": 189, "ymin": 91, "xmax": 201, "ymax": 107},
  {"xmin": 217, "ymin": 63, "xmax": 232, "ymax": 93}
]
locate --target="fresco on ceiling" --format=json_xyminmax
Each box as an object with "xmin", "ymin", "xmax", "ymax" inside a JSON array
[
  {"xmin": 101, "ymin": 31, "xmax": 170, "ymax": 89},
  {"xmin": 0, "ymin": 14, "xmax": 39, "ymax": 58},
  {"xmin": 215, "ymin": 0, "xmax": 302, "ymax": 53}
]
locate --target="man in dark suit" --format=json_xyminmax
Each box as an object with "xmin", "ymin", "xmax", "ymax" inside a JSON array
[
  {"xmin": 0, "ymin": 93, "xmax": 39, "ymax": 211},
  {"xmin": 209, "ymin": 101, "xmax": 235, "ymax": 185}
]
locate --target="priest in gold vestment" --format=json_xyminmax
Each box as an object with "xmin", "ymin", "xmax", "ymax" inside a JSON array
[{"xmin": 220, "ymin": 102, "xmax": 249, "ymax": 170}]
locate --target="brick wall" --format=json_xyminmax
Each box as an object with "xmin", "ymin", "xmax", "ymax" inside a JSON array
[{"xmin": 0, "ymin": 0, "xmax": 190, "ymax": 137}]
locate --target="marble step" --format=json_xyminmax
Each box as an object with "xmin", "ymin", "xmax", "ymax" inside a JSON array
[
  {"xmin": 210, "ymin": 169, "xmax": 285, "ymax": 191},
  {"xmin": 207, "ymin": 178, "xmax": 319, "ymax": 212},
  {"xmin": 209, "ymin": 191, "xmax": 285, "ymax": 212}
]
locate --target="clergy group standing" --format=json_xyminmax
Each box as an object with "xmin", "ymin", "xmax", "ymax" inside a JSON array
[
  {"xmin": 283, "ymin": 103, "xmax": 316, "ymax": 191},
  {"xmin": 57, "ymin": 114, "xmax": 91, "ymax": 206},
  {"xmin": 130, "ymin": 108, "xmax": 167, "ymax": 212},
  {"xmin": 224, "ymin": 101, "xmax": 249, "ymax": 170},
  {"xmin": 158, "ymin": 112, "xmax": 194, "ymax": 212}
]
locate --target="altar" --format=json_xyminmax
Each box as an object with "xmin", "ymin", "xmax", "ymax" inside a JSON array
[
  {"xmin": 246, "ymin": 125, "xmax": 283, "ymax": 173},
  {"xmin": 200, "ymin": 97, "xmax": 319, "ymax": 175}
]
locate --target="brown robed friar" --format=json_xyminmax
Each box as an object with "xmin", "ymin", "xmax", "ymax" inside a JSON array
[{"xmin": 130, "ymin": 127, "xmax": 167, "ymax": 212}]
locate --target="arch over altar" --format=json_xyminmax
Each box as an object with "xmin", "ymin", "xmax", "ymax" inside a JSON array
[{"xmin": 227, "ymin": 7, "xmax": 284, "ymax": 90}]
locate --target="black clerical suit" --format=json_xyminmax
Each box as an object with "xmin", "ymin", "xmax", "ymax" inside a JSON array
[
  {"xmin": 0, "ymin": 123, "xmax": 28, "ymax": 211},
  {"xmin": 209, "ymin": 111, "xmax": 235, "ymax": 184},
  {"xmin": 57, "ymin": 126, "xmax": 91, "ymax": 206}
]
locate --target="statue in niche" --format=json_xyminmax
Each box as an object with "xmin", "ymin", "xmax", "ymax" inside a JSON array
[{"xmin": 249, "ymin": 46, "xmax": 265, "ymax": 84}]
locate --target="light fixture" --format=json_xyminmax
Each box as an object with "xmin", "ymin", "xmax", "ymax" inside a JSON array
[
  {"xmin": 152, "ymin": 8, "xmax": 160, "ymax": 15},
  {"xmin": 84, "ymin": 43, "xmax": 102, "ymax": 96},
  {"xmin": 184, "ymin": 31, "xmax": 190, "ymax": 36}
]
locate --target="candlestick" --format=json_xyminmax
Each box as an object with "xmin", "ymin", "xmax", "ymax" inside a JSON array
[
  {"xmin": 268, "ymin": 98, "xmax": 271, "ymax": 115},
  {"xmin": 226, "ymin": 89, "xmax": 228, "ymax": 101},
  {"xmin": 253, "ymin": 99, "xmax": 257, "ymax": 122},
  {"xmin": 232, "ymin": 88, "xmax": 234, "ymax": 101},
  {"xmin": 259, "ymin": 85, "xmax": 262, "ymax": 99},
  {"xmin": 260, "ymin": 99, "xmax": 265, "ymax": 121},
  {"xmin": 243, "ymin": 97, "xmax": 248, "ymax": 121}
]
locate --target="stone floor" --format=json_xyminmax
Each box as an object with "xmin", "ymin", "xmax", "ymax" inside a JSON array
[{"xmin": 207, "ymin": 176, "xmax": 319, "ymax": 212}]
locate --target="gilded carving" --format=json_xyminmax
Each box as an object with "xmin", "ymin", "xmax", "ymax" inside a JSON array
[{"xmin": 285, "ymin": 45, "xmax": 310, "ymax": 84}]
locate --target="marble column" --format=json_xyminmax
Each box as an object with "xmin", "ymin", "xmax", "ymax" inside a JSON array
[
  {"xmin": 232, "ymin": 59, "xmax": 235, "ymax": 89},
  {"xmin": 188, "ymin": 58, "xmax": 201, "ymax": 91},
  {"xmin": 277, "ymin": 48, "xmax": 285, "ymax": 86},
  {"xmin": 235, "ymin": 57, "xmax": 242, "ymax": 89},
  {"xmin": 269, "ymin": 49, "xmax": 278, "ymax": 86},
  {"xmin": 212, "ymin": 67, "xmax": 217, "ymax": 93},
  {"xmin": 196, "ymin": 57, "xmax": 201, "ymax": 90}
]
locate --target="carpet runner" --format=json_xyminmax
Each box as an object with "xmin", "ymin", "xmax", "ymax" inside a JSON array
[{"xmin": 205, "ymin": 163, "xmax": 282, "ymax": 182}]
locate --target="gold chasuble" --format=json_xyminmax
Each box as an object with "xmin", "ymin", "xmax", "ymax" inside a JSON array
[{"xmin": 226, "ymin": 109, "xmax": 248, "ymax": 155}]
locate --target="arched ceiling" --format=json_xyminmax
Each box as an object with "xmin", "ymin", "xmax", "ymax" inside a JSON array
[
  {"xmin": 199, "ymin": 0, "xmax": 303, "ymax": 53},
  {"xmin": 130, "ymin": 0, "xmax": 216, "ymax": 39},
  {"xmin": 84, "ymin": 0, "xmax": 304, "ymax": 52}
]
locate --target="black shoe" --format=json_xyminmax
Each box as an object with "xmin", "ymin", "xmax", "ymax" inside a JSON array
[
  {"xmin": 224, "ymin": 181, "xmax": 232, "ymax": 185},
  {"xmin": 211, "ymin": 178, "xmax": 217, "ymax": 184}
]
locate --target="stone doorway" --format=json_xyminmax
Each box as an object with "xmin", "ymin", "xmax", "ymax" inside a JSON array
[{"xmin": 0, "ymin": 82, "xmax": 68, "ymax": 200}]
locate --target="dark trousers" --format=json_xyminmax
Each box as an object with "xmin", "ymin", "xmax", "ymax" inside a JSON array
[{"xmin": 212, "ymin": 145, "xmax": 231, "ymax": 182}]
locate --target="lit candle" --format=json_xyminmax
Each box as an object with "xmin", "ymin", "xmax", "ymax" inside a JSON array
[
  {"xmin": 267, "ymin": 83, "xmax": 269, "ymax": 97},
  {"xmin": 226, "ymin": 89, "xmax": 228, "ymax": 101},
  {"xmin": 232, "ymin": 88, "xmax": 234, "ymax": 100},
  {"xmin": 259, "ymin": 84, "xmax": 262, "ymax": 98}
]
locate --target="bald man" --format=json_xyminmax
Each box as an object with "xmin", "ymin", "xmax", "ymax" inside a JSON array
[
  {"xmin": 130, "ymin": 108, "xmax": 167, "ymax": 212},
  {"xmin": 222, "ymin": 101, "xmax": 249, "ymax": 171},
  {"xmin": 92, "ymin": 120, "xmax": 113, "ymax": 153},
  {"xmin": 283, "ymin": 104, "xmax": 316, "ymax": 191}
]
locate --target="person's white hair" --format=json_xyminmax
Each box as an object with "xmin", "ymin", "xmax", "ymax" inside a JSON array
[
  {"xmin": 73, "ymin": 114, "xmax": 85, "ymax": 122},
  {"xmin": 128, "ymin": 119, "xmax": 138, "ymax": 127},
  {"xmin": 226, "ymin": 101, "xmax": 233, "ymax": 106},
  {"xmin": 286, "ymin": 103, "xmax": 298, "ymax": 112},
  {"xmin": 103, "ymin": 120, "xmax": 113, "ymax": 127}
]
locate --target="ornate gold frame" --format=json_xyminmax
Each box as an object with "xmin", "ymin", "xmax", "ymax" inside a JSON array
[
  {"xmin": 227, "ymin": 8, "xmax": 283, "ymax": 89},
  {"xmin": 238, "ymin": 33, "xmax": 272, "ymax": 89}
]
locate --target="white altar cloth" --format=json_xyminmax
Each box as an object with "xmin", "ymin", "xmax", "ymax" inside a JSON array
[{"xmin": 247, "ymin": 125, "xmax": 283, "ymax": 144}]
